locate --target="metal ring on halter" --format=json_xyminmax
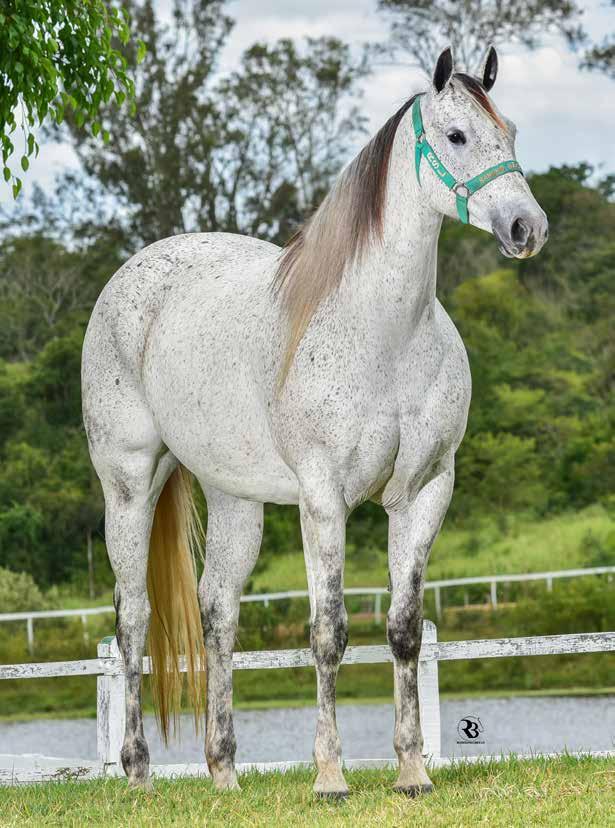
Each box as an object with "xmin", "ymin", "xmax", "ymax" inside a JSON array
[{"xmin": 453, "ymin": 183, "xmax": 470, "ymax": 199}]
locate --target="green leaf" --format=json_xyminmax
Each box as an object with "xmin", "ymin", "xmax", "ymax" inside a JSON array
[
  {"xmin": 27, "ymin": 134, "xmax": 35, "ymax": 155},
  {"xmin": 12, "ymin": 179, "xmax": 22, "ymax": 198},
  {"xmin": 92, "ymin": 121, "xmax": 101, "ymax": 137},
  {"xmin": 137, "ymin": 40, "xmax": 147, "ymax": 64},
  {"xmin": 3, "ymin": 166, "xmax": 10, "ymax": 182},
  {"xmin": 20, "ymin": 156, "xmax": 29, "ymax": 172}
]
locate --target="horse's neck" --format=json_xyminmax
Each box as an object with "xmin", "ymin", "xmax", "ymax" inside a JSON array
[{"xmin": 339, "ymin": 133, "xmax": 442, "ymax": 346}]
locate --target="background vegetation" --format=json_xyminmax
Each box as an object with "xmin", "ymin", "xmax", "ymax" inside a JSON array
[{"xmin": 0, "ymin": 0, "xmax": 613, "ymax": 713}]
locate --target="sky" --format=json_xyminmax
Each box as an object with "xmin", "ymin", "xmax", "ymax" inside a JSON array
[{"xmin": 13, "ymin": 0, "xmax": 615, "ymax": 200}]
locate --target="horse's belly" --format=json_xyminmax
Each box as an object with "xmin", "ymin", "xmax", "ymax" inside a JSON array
[{"xmin": 152, "ymin": 383, "xmax": 299, "ymax": 504}]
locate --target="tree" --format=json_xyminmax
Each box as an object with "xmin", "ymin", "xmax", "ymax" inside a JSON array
[
  {"xmin": 212, "ymin": 38, "xmax": 369, "ymax": 242},
  {"xmin": 0, "ymin": 0, "xmax": 142, "ymax": 196},
  {"xmin": 63, "ymin": 0, "xmax": 232, "ymax": 244},
  {"xmin": 581, "ymin": 0, "xmax": 615, "ymax": 80},
  {"xmin": 377, "ymin": 0, "xmax": 585, "ymax": 72},
  {"xmin": 63, "ymin": 1, "xmax": 368, "ymax": 246},
  {"xmin": 0, "ymin": 231, "xmax": 123, "ymax": 360}
]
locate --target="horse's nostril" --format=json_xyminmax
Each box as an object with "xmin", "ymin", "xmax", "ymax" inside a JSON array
[{"xmin": 510, "ymin": 217, "xmax": 529, "ymax": 246}]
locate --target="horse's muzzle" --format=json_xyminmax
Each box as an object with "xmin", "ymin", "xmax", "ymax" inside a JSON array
[{"xmin": 492, "ymin": 210, "xmax": 549, "ymax": 259}]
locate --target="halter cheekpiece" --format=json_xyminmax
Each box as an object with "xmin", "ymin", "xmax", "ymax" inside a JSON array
[{"xmin": 411, "ymin": 95, "xmax": 523, "ymax": 225}]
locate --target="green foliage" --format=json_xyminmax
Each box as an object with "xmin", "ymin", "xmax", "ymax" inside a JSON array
[
  {"xmin": 0, "ymin": 0, "xmax": 142, "ymax": 195},
  {"xmin": 0, "ymin": 564, "xmax": 46, "ymax": 611}
]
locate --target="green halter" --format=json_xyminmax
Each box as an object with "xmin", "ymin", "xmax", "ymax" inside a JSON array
[{"xmin": 411, "ymin": 96, "xmax": 523, "ymax": 225}]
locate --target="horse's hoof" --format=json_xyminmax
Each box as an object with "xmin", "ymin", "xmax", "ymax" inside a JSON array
[
  {"xmin": 393, "ymin": 782, "xmax": 433, "ymax": 797},
  {"xmin": 127, "ymin": 777, "xmax": 153, "ymax": 793},
  {"xmin": 211, "ymin": 767, "xmax": 241, "ymax": 792},
  {"xmin": 315, "ymin": 790, "xmax": 349, "ymax": 800},
  {"xmin": 314, "ymin": 767, "xmax": 349, "ymax": 799}
]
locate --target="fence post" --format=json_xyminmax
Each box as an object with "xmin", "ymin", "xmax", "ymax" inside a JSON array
[
  {"xmin": 374, "ymin": 593, "xmax": 382, "ymax": 625},
  {"xmin": 434, "ymin": 586, "xmax": 442, "ymax": 621},
  {"xmin": 81, "ymin": 614, "xmax": 90, "ymax": 647},
  {"xmin": 546, "ymin": 576, "xmax": 553, "ymax": 592},
  {"xmin": 418, "ymin": 620, "xmax": 441, "ymax": 760},
  {"xmin": 97, "ymin": 636, "xmax": 125, "ymax": 774},
  {"xmin": 26, "ymin": 617, "xmax": 34, "ymax": 656},
  {"xmin": 490, "ymin": 580, "xmax": 498, "ymax": 608}
]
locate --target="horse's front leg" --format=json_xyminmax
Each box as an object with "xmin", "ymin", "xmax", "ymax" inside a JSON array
[
  {"xmin": 299, "ymin": 474, "xmax": 349, "ymax": 798},
  {"xmin": 386, "ymin": 462, "xmax": 455, "ymax": 795}
]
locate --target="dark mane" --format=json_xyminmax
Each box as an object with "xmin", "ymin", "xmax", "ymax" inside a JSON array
[{"xmin": 272, "ymin": 94, "xmax": 418, "ymax": 385}]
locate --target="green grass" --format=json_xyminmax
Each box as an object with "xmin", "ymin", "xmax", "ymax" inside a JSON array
[
  {"xmin": 0, "ymin": 756, "xmax": 612, "ymax": 827},
  {"xmin": 252, "ymin": 505, "xmax": 613, "ymax": 592}
]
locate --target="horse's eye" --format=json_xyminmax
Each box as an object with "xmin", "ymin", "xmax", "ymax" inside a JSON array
[{"xmin": 448, "ymin": 131, "xmax": 466, "ymax": 145}]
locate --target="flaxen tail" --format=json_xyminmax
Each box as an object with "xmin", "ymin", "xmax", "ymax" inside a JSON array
[{"xmin": 147, "ymin": 465, "xmax": 206, "ymax": 744}]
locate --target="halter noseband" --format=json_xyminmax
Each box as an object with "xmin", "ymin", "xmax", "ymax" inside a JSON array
[{"xmin": 411, "ymin": 96, "xmax": 523, "ymax": 225}]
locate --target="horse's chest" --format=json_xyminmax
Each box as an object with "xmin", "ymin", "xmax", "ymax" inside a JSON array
[{"xmin": 342, "ymin": 406, "xmax": 401, "ymax": 507}]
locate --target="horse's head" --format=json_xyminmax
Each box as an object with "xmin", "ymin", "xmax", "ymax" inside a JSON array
[{"xmin": 414, "ymin": 46, "xmax": 548, "ymax": 259}]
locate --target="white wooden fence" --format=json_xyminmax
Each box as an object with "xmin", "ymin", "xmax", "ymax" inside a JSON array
[
  {"xmin": 2, "ymin": 565, "xmax": 613, "ymax": 654},
  {"xmin": 1, "ymin": 623, "xmax": 613, "ymax": 785}
]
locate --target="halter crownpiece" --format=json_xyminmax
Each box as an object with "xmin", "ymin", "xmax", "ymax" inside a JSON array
[{"xmin": 411, "ymin": 95, "xmax": 523, "ymax": 225}]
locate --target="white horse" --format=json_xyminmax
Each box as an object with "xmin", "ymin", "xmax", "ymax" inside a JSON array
[{"xmin": 82, "ymin": 46, "xmax": 547, "ymax": 796}]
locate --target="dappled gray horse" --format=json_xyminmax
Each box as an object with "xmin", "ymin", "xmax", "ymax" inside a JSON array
[{"xmin": 82, "ymin": 46, "xmax": 547, "ymax": 796}]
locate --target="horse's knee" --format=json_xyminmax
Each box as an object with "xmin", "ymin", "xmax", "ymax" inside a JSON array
[
  {"xmin": 387, "ymin": 602, "xmax": 423, "ymax": 663},
  {"xmin": 201, "ymin": 589, "xmax": 238, "ymax": 653},
  {"xmin": 311, "ymin": 603, "xmax": 348, "ymax": 667},
  {"xmin": 114, "ymin": 586, "xmax": 151, "ymax": 654}
]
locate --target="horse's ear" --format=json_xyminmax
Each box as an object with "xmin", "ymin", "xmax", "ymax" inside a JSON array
[
  {"xmin": 479, "ymin": 45, "xmax": 498, "ymax": 91},
  {"xmin": 433, "ymin": 47, "xmax": 454, "ymax": 94}
]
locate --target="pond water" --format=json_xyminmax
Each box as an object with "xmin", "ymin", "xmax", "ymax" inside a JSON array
[{"xmin": 1, "ymin": 696, "xmax": 613, "ymax": 763}]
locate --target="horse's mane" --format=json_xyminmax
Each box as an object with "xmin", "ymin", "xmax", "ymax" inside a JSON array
[{"xmin": 273, "ymin": 74, "xmax": 501, "ymax": 385}]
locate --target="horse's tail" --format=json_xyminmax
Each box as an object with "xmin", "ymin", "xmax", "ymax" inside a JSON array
[{"xmin": 147, "ymin": 465, "xmax": 206, "ymax": 744}]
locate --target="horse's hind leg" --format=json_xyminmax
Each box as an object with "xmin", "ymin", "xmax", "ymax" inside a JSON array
[
  {"xmin": 198, "ymin": 486, "xmax": 263, "ymax": 791},
  {"xmin": 90, "ymin": 421, "xmax": 175, "ymax": 787}
]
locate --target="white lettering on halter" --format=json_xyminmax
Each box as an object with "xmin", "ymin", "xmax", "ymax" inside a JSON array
[{"xmin": 426, "ymin": 151, "xmax": 447, "ymax": 178}]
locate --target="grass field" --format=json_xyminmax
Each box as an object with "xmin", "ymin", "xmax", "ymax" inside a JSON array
[
  {"xmin": 252, "ymin": 504, "xmax": 613, "ymax": 593},
  {"xmin": 43, "ymin": 504, "xmax": 613, "ymax": 607},
  {"xmin": 0, "ymin": 756, "xmax": 612, "ymax": 827}
]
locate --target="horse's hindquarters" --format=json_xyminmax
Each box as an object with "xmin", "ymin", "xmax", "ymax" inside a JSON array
[{"xmin": 136, "ymin": 242, "xmax": 299, "ymax": 505}]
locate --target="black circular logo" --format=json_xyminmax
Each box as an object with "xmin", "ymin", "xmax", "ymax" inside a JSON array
[{"xmin": 457, "ymin": 715, "xmax": 485, "ymax": 743}]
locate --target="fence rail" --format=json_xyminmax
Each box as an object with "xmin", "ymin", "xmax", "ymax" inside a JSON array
[
  {"xmin": 1, "ymin": 565, "xmax": 613, "ymax": 654},
  {"xmin": 1, "ymin": 623, "xmax": 613, "ymax": 785}
]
